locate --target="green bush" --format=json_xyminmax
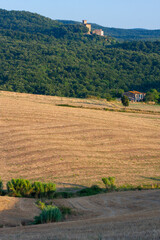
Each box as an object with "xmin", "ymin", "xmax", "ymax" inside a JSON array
[
  {"xmin": 6, "ymin": 178, "xmax": 56, "ymax": 198},
  {"xmin": 7, "ymin": 178, "xmax": 34, "ymax": 197},
  {"xmin": 36, "ymin": 200, "xmax": 46, "ymax": 210},
  {"xmin": 34, "ymin": 206, "xmax": 62, "ymax": 224},
  {"xmin": 53, "ymin": 191, "xmax": 74, "ymax": 199},
  {"xmin": 32, "ymin": 181, "xmax": 56, "ymax": 198},
  {"xmin": 102, "ymin": 177, "xmax": 116, "ymax": 190},
  {"xmin": 77, "ymin": 185, "xmax": 103, "ymax": 197},
  {"xmin": 0, "ymin": 178, "xmax": 3, "ymax": 195}
]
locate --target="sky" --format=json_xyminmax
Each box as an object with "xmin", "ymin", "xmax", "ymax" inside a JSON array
[{"xmin": 0, "ymin": 0, "xmax": 160, "ymax": 29}]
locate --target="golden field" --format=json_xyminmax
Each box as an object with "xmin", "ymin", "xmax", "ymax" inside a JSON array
[
  {"xmin": 0, "ymin": 190, "xmax": 160, "ymax": 239},
  {"xmin": 0, "ymin": 91, "xmax": 160, "ymax": 188}
]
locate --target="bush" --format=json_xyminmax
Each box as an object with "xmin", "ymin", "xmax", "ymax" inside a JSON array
[
  {"xmin": 77, "ymin": 185, "xmax": 103, "ymax": 197},
  {"xmin": 53, "ymin": 191, "xmax": 74, "ymax": 199},
  {"xmin": 102, "ymin": 177, "xmax": 116, "ymax": 190},
  {"xmin": 34, "ymin": 206, "xmax": 62, "ymax": 224},
  {"xmin": 32, "ymin": 182, "xmax": 56, "ymax": 198},
  {"xmin": 0, "ymin": 178, "xmax": 3, "ymax": 195},
  {"xmin": 36, "ymin": 200, "xmax": 46, "ymax": 210},
  {"xmin": 7, "ymin": 178, "xmax": 34, "ymax": 197},
  {"xmin": 6, "ymin": 178, "xmax": 56, "ymax": 198}
]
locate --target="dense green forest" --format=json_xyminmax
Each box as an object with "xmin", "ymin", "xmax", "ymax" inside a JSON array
[{"xmin": 0, "ymin": 9, "xmax": 160, "ymax": 99}]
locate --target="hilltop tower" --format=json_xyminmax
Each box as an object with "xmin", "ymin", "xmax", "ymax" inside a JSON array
[{"xmin": 82, "ymin": 20, "xmax": 91, "ymax": 34}]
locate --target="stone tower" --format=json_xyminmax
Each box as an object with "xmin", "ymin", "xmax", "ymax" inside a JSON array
[{"xmin": 82, "ymin": 20, "xmax": 91, "ymax": 34}]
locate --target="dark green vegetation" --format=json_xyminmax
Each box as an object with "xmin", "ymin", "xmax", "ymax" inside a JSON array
[
  {"xmin": 59, "ymin": 20, "xmax": 160, "ymax": 41},
  {"xmin": 34, "ymin": 202, "xmax": 73, "ymax": 224},
  {"xmin": 145, "ymin": 89, "xmax": 160, "ymax": 103},
  {"xmin": 34, "ymin": 206, "xmax": 62, "ymax": 224},
  {"xmin": 0, "ymin": 9, "xmax": 160, "ymax": 99},
  {"xmin": 121, "ymin": 95, "xmax": 129, "ymax": 107},
  {"xmin": 6, "ymin": 178, "xmax": 56, "ymax": 198}
]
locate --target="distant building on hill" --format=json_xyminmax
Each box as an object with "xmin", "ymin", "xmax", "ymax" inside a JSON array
[
  {"xmin": 82, "ymin": 20, "xmax": 105, "ymax": 36},
  {"xmin": 123, "ymin": 91, "xmax": 146, "ymax": 102},
  {"xmin": 92, "ymin": 29, "xmax": 104, "ymax": 36},
  {"xmin": 82, "ymin": 20, "xmax": 91, "ymax": 34}
]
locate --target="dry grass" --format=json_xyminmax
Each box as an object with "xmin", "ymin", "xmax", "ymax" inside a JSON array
[
  {"xmin": 0, "ymin": 190, "xmax": 160, "ymax": 239},
  {"xmin": 0, "ymin": 196, "xmax": 40, "ymax": 227},
  {"xmin": 0, "ymin": 91, "xmax": 160, "ymax": 188}
]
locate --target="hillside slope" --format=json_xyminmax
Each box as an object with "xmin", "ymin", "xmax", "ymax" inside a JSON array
[
  {"xmin": 0, "ymin": 190, "xmax": 160, "ymax": 239},
  {"xmin": 1, "ymin": 91, "xmax": 160, "ymax": 187},
  {"xmin": 59, "ymin": 20, "xmax": 160, "ymax": 41},
  {"xmin": 0, "ymin": 9, "xmax": 160, "ymax": 98}
]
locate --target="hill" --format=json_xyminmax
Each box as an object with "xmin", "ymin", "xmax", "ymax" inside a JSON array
[
  {"xmin": 0, "ymin": 9, "xmax": 160, "ymax": 98},
  {"xmin": 0, "ymin": 190, "xmax": 160, "ymax": 239},
  {"xmin": 59, "ymin": 20, "xmax": 160, "ymax": 41},
  {"xmin": 1, "ymin": 91, "xmax": 160, "ymax": 188}
]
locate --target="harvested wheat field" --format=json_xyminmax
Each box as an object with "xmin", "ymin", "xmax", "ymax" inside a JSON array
[
  {"xmin": 0, "ymin": 196, "xmax": 40, "ymax": 227},
  {"xmin": 0, "ymin": 91, "xmax": 160, "ymax": 188},
  {"xmin": 0, "ymin": 190, "xmax": 160, "ymax": 239}
]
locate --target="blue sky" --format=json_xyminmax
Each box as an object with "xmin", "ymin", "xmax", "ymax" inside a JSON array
[{"xmin": 0, "ymin": 0, "xmax": 160, "ymax": 29}]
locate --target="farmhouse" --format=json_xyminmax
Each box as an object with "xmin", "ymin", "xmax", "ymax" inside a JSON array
[{"xmin": 123, "ymin": 91, "xmax": 146, "ymax": 102}]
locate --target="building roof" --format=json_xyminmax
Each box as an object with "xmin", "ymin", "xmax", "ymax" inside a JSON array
[{"xmin": 129, "ymin": 91, "xmax": 144, "ymax": 94}]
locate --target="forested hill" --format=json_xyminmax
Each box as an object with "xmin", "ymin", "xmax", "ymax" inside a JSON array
[
  {"xmin": 58, "ymin": 20, "xmax": 160, "ymax": 41},
  {"xmin": 0, "ymin": 9, "xmax": 88, "ymax": 38},
  {"xmin": 0, "ymin": 9, "xmax": 160, "ymax": 99}
]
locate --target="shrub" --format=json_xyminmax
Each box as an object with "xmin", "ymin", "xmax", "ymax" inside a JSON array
[
  {"xmin": 102, "ymin": 177, "xmax": 116, "ymax": 190},
  {"xmin": 77, "ymin": 185, "xmax": 103, "ymax": 197},
  {"xmin": 36, "ymin": 200, "xmax": 46, "ymax": 210},
  {"xmin": 0, "ymin": 178, "xmax": 3, "ymax": 195},
  {"xmin": 32, "ymin": 181, "xmax": 45, "ymax": 198},
  {"xmin": 7, "ymin": 178, "xmax": 34, "ymax": 197},
  {"xmin": 53, "ymin": 191, "xmax": 74, "ymax": 199},
  {"xmin": 32, "ymin": 182, "xmax": 56, "ymax": 198},
  {"xmin": 6, "ymin": 178, "xmax": 56, "ymax": 198},
  {"xmin": 34, "ymin": 206, "xmax": 62, "ymax": 224}
]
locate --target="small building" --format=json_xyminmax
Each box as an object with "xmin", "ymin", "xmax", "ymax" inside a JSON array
[
  {"xmin": 92, "ymin": 29, "xmax": 104, "ymax": 36},
  {"xmin": 123, "ymin": 91, "xmax": 146, "ymax": 102},
  {"xmin": 82, "ymin": 20, "xmax": 91, "ymax": 34}
]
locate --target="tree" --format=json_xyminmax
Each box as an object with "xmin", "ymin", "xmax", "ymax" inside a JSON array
[
  {"xmin": 145, "ymin": 89, "xmax": 160, "ymax": 103},
  {"xmin": 121, "ymin": 95, "xmax": 129, "ymax": 107},
  {"xmin": 102, "ymin": 177, "xmax": 116, "ymax": 190}
]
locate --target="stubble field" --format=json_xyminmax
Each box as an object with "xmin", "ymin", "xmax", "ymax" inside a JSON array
[{"xmin": 0, "ymin": 91, "xmax": 160, "ymax": 188}]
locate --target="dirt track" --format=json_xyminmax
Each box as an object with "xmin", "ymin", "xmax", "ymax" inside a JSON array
[{"xmin": 0, "ymin": 190, "xmax": 160, "ymax": 240}]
